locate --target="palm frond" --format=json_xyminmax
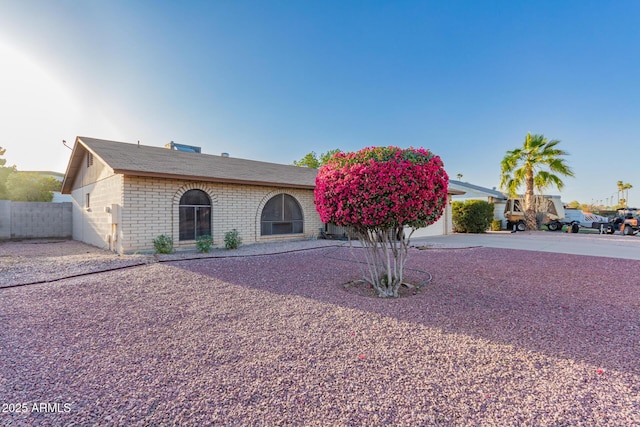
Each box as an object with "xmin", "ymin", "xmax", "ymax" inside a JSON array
[{"xmin": 500, "ymin": 133, "xmax": 574, "ymax": 197}]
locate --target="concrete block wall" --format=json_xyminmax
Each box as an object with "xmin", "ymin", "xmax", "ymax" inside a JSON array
[
  {"xmin": 121, "ymin": 176, "xmax": 323, "ymax": 253},
  {"xmin": 0, "ymin": 201, "xmax": 72, "ymax": 239},
  {"xmin": 0, "ymin": 200, "xmax": 10, "ymax": 239}
]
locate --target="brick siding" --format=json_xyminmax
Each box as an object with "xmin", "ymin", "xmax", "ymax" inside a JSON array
[{"xmin": 120, "ymin": 176, "xmax": 322, "ymax": 253}]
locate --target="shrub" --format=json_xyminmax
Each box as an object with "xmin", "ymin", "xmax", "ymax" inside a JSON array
[
  {"xmin": 224, "ymin": 229, "xmax": 242, "ymax": 249},
  {"xmin": 314, "ymin": 146, "xmax": 448, "ymax": 297},
  {"xmin": 153, "ymin": 234, "xmax": 174, "ymax": 254},
  {"xmin": 491, "ymin": 219, "xmax": 502, "ymax": 231},
  {"xmin": 452, "ymin": 200, "xmax": 494, "ymax": 233},
  {"xmin": 196, "ymin": 234, "xmax": 213, "ymax": 253}
]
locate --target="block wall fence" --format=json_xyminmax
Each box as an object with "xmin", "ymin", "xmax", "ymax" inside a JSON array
[{"xmin": 0, "ymin": 200, "xmax": 72, "ymax": 240}]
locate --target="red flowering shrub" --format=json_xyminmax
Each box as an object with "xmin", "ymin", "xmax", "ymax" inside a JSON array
[
  {"xmin": 315, "ymin": 146, "xmax": 448, "ymax": 231},
  {"xmin": 314, "ymin": 146, "xmax": 449, "ymax": 297}
]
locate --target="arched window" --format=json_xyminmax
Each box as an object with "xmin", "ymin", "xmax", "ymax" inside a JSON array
[
  {"xmin": 179, "ymin": 189, "xmax": 211, "ymax": 241},
  {"xmin": 261, "ymin": 194, "xmax": 304, "ymax": 235}
]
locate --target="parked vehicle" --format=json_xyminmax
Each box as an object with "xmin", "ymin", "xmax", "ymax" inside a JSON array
[
  {"xmin": 504, "ymin": 195, "xmax": 563, "ymax": 231},
  {"xmin": 612, "ymin": 208, "xmax": 640, "ymax": 236},
  {"xmin": 546, "ymin": 209, "xmax": 614, "ymax": 233},
  {"xmin": 504, "ymin": 196, "xmax": 635, "ymax": 235}
]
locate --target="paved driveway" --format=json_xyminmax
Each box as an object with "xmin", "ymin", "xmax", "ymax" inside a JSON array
[{"xmin": 413, "ymin": 230, "xmax": 640, "ymax": 260}]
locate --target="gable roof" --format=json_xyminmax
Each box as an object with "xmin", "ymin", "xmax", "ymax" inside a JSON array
[{"xmin": 62, "ymin": 137, "xmax": 319, "ymax": 193}]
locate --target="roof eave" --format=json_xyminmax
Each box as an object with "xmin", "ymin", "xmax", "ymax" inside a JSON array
[
  {"xmin": 61, "ymin": 137, "xmax": 85, "ymax": 194},
  {"xmin": 113, "ymin": 169, "xmax": 316, "ymax": 190}
]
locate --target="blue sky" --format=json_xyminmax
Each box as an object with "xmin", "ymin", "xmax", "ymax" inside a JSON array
[{"xmin": 1, "ymin": 1, "xmax": 638, "ymax": 206}]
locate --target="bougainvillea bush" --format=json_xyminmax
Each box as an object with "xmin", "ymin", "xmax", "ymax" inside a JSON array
[{"xmin": 315, "ymin": 146, "xmax": 448, "ymax": 297}]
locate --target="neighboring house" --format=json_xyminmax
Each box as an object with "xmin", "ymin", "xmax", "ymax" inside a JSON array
[{"xmin": 61, "ymin": 137, "xmax": 323, "ymax": 254}]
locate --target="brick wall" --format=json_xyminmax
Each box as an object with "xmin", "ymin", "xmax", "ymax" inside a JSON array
[
  {"xmin": 121, "ymin": 176, "xmax": 323, "ymax": 253},
  {"xmin": 65, "ymin": 151, "xmax": 324, "ymax": 254},
  {"xmin": 0, "ymin": 200, "xmax": 72, "ymax": 239}
]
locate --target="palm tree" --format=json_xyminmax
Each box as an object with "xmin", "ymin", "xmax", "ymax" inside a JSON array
[
  {"xmin": 623, "ymin": 183, "xmax": 633, "ymax": 207},
  {"xmin": 617, "ymin": 180, "xmax": 624, "ymax": 206},
  {"xmin": 616, "ymin": 181, "xmax": 633, "ymax": 208},
  {"xmin": 500, "ymin": 133, "xmax": 575, "ymax": 230}
]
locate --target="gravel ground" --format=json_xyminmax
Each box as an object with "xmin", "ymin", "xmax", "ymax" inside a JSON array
[
  {"xmin": 0, "ymin": 240, "xmax": 152, "ymax": 288},
  {"xmin": 0, "ymin": 239, "xmax": 342, "ymax": 288},
  {"xmin": 0, "ymin": 240, "xmax": 639, "ymax": 426}
]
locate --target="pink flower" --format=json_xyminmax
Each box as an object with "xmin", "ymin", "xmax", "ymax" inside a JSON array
[{"xmin": 315, "ymin": 146, "xmax": 448, "ymax": 229}]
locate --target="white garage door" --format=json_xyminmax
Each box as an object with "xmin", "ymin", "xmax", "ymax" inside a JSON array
[{"xmin": 410, "ymin": 214, "xmax": 446, "ymax": 238}]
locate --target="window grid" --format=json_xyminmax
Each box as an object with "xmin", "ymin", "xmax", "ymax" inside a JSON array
[
  {"xmin": 179, "ymin": 190, "xmax": 212, "ymax": 241},
  {"xmin": 260, "ymin": 194, "xmax": 304, "ymax": 236}
]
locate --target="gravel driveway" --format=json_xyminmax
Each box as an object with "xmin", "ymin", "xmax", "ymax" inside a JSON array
[{"xmin": 1, "ymin": 239, "xmax": 639, "ymax": 426}]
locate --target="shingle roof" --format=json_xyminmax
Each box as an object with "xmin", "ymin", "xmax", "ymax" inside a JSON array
[
  {"xmin": 449, "ymin": 180, "xmax": 506, "ymax": 199},
  {"xmin": 62, "ymin": 137, "xmax": 318, "ymax": 193}
]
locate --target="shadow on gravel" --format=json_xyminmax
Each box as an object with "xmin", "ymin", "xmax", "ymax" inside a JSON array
[{"xmin": 169, "ymin": 246, "xmax": 640, "ymax": 375}]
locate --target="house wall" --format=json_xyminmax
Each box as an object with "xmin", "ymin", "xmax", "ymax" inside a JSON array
[
  {"xmin": 411, "ymin": 196, "xmax": 454, "ymax": 238},
  {"xmin": 70, "ymin": 153, "xmax": 123, "ymax": 251},
  {"xmin": 327, "ymin": 196, "xmax": 454, "ymax": 239},
  {"xmin": 120, "ymin": 176, "xmax": 323, "ymax": 253},
  {"xmin": 0, "ymin": 200, "xmax": 72, "ymax": 239},
  {"xmin": 489, "ymin": 197, "xmax": 507, "ymax": 228}
]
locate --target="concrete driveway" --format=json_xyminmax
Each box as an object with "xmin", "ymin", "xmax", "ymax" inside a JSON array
[{"xmin": 413, "ymin": 230, "xmax": 640, "ymax": 260}]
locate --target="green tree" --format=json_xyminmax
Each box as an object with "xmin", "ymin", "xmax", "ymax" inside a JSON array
[
  {"xmin": 567, "ymin": 200, "xmax": 581, "ymax": 209},
  {"xmin": 0, "ymin": 147, "xmax": 17, "ymax": 200},
  {"xmin": 293, "ymin": 149, "xmax": 341, "ymax": 168},
  {"xmin": 500, "ymin": 133, "xmax": 575, "ymax": 230},
  {"xmin": 6, "ymin": 172, "xmax": 61, "ymax": 202}
]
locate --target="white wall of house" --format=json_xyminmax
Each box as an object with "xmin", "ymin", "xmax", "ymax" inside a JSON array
[
  {"xmin": 70, "ymin": 153, "xmax": 123, "ymax": 251},
  {"xmin": 490, "ymin": 197, "xmax": 507, "ymax": 227},
  {"xmin": 410, "ymin": 197, "xmax": 454, "ymax": 238}
]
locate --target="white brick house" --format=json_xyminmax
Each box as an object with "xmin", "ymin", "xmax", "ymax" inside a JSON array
[{"xmin": 61, "ymin": 137, "xmax": 323, "ymax": 254}]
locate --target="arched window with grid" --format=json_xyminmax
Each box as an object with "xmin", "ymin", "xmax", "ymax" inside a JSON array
[
  {"xmin": 179, "ymin": 189, "xmax": 211, "ymax": 241},
  {"xmin": 260, "ymin": 194, "xmax": 304, "ymax": 235}
]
